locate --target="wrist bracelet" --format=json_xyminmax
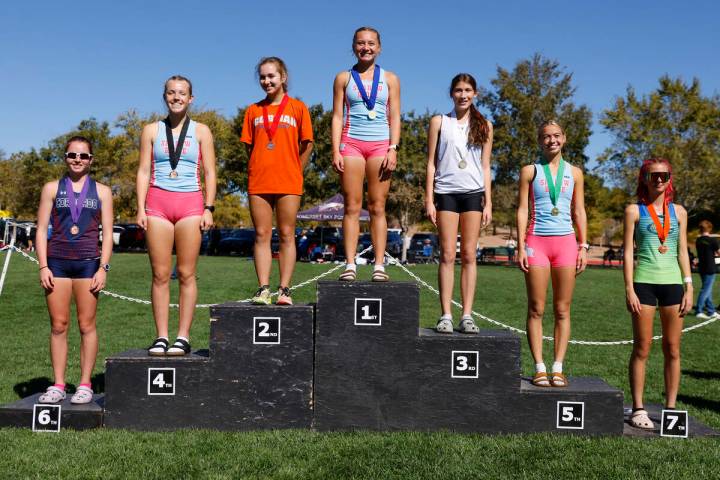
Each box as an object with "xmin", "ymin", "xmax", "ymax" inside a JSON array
[
  {"xmin": 683, "ymin": 276, "xmax": 692, "ymax": 284},
  {"xmin": 39, "ymin": 266, "xmax": 48, "ymax": 271}
]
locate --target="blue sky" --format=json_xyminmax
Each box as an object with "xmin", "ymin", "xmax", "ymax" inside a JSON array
[{"xmin": 2, "ymin": 0, "xmax": 718, "ymax": 164}]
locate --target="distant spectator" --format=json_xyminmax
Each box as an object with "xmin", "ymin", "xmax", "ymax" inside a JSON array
[
  {"xmin": 694, "ymin": 220, "xmax": 720, "ymax": 319},
  {"xmin": 506, "ymin": 236, "xmax": 517, "ymax": 262},
  {"xmin": 603, "ymin": 246, "xmax": 617, "ymax": 266}
]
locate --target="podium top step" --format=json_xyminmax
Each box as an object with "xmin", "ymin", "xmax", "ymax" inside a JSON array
[{"xmin": 105, "ymin": 349, "xmax": 209, "ymax": 363}]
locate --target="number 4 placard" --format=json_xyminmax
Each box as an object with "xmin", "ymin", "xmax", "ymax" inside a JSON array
[{"xmin": 148, "ymin": 368, "xmax": 176, "ymax": 396}]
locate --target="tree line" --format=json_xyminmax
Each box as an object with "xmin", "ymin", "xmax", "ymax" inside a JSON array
[{"xmin": 2, "ymin": 54, "xmax": 718, "ymax": 243}]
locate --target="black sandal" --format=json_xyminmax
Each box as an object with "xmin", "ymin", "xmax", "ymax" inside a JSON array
[
  {"xmin": 148, "ymin": 337, "xmax": 169, "ymax": 356},
  {"xmin": 166, "ymin": 338, "xmax": 191, "ymax": 356}
]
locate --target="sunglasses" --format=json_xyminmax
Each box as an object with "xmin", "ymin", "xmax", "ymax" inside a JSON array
[
  {"xmin": 65, "ymin": 152, "xmax": 93, "ymax": 161},
  {"xmin": 645, "ymin": 171, "xmax": 670, "ymax": 183}
]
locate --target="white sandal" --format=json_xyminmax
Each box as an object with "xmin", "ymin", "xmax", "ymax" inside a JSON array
[
  {"xmin": 71, "ymin": 385, "xmax": 94, "ymax": 405},
  {"xmin": 38, "ymin": 385, "xmax": 66, "ymax": 404},
  {"xmin": 630, "ymin": 409, "xmax": 655, "ymax": 430}
]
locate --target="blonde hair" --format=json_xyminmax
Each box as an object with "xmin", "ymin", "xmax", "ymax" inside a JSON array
[{"xmin": 537, "ymin": 119, "xmax": 565, "ymax": 140}]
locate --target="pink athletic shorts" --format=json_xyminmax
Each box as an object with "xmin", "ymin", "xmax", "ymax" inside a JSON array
[
  {"xmin": 145, "ymin": 186, "xmax": 204, "ymax": 224},
  {"xmin": 340, "ymin": 136, "xmax": 389, "ymax": 159},
  {"xmin": 525, "ymin": 233, "xmax": 578, "ymax": 267}
]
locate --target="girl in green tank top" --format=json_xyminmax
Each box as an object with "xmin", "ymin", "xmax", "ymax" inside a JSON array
[{"xmin": 622, "ymin": 158, "xmax": 693, "ymax": 430}]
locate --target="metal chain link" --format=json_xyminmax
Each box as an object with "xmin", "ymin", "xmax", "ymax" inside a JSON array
[{"xmin": 4, "ymin": 244, "xmax": 717, "ymax": 344}]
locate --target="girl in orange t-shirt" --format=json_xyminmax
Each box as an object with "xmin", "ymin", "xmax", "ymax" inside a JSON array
[{"xmin": 240, "ymin": 57, "xmax": 314, "ymax": 305}]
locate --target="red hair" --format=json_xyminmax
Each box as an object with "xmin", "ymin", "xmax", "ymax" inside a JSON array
[{"xmin": 636, "ymin": 157, "xmax": 674, "ymax": 205}]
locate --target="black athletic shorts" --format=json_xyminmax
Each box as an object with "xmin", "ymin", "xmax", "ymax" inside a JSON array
[
  {"xmin": 434, "ymin": 191, "xmax": 485, "ymax": 213},
  {"xmin": 633, "ymin": 282, "xmax": 684, "ymax": 307},
  {"xmin": 47, "ymin": 257, "xmax": 100, "ymax": 279}
]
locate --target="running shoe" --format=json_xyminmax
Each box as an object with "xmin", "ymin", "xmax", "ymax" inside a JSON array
[
  {"xmin": 696, "ymin": 312, "xmax": 712, "ymax": 320},
  {"xmin": 251, "ymin": 285, "xmax": 272, "ymax": 305},
  {"xmin": 276, "ymin": 286, "xmax": 293, "ymax": 305}
]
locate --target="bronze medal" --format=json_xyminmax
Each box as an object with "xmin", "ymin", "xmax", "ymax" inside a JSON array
[
  {"xmin": 658, "ymin": 245, "xmax": 668, "ymax": 254},
  {"xmin": 551, "ymin": 207, "xmax": 560, "ymax": 216},
  {"xmin": 70, "ymin": 224, "xmax": 79, "ymax": 235},
  {"xmin": 169, "ymin": 170, "xmax": 179, "ymax": 179}
]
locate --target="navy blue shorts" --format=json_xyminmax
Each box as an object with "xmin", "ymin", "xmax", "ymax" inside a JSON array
[
  {"xmin": 633, "ymin": 282, "xmax": 684, "ymax": 307},
  {"xmin": 47, "ymin": 258, "xmax": 100, "ymax": 279}
]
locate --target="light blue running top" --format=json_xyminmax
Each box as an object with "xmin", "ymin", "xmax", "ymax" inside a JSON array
[
  {"xmin": 151, "ymin": 119, "xmax": 201, "ymax": 192},
  {"xmin": 342, "ymin": 67, "xmax": 391, "ymax": 141},
  {"xmin": 527, "ymin": 160, "xmax": 575, "ymax": 236}
]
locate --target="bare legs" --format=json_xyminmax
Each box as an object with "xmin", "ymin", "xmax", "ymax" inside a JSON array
[
  {"xmin": 342, "ymin": 156, "xmax": 390, "ymax": 266},
  {"xmin": 630, "ymin": 305, "xmax": 683, "ymax": 409},
  {"xmin": 146, "ymin": 215, "xmax": 201, "ymax": 340},
  {"xmin": 46, "ymin": 278, "xmax": 98, "ymax": 386},
  {"xmin": 525, "ymin": 266, "xmax": 575, "ymax": 367},
  {"xmin": 437, "ymin": 211, "xmax": 481, "ymax": 316},
  {"xmin": 250, "ymin": 194, "xmax": 301, "ymax": 287}
]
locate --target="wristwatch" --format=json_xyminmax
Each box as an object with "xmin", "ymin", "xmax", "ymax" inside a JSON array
[
  {"xmin": 101, "ymin": 263, "xmax": 111, "ymax": 272},
  {"xmin": 579, "ymin": 243, "xmax": 590, "ymax": 251},
  {"xmin": 388, "ymin": 144, "xmax": 400, "ymax": 152},
  {"xmin": 204, "ymin": 205, "xmax": 215, "ymax": 213}
]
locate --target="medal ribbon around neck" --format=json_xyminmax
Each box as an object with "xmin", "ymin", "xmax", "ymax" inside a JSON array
[
  {"xmin": 65, "ymin": 175, "xmax": 90, "ymax": 233},
  {"xmin": 646, "ymin": 201, "xmax": 671, "ymax": 249},
  {"xmin": 351, "ymin": 65, "xmax": 381, "ymax": 113},
  {"xmin": 164, "ymin": 116, "xmax": 191, "ymax": 175},
  {"xmin": 261, "ymin": 94, "xmax": 290, "ymax": 146},
  {"xmin": 542, "ymin": 159, "xmax": 565, "ymax": 212}
]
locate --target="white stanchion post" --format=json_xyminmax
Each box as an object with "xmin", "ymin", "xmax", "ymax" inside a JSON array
[{"xmin": 0, "ymin": 223, "xmax": 17, "ymax": 296}]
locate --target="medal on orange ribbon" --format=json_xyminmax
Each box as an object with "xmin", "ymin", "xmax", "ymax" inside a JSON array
[
  {"xmin": 262, "ymin": 94, "xmax": 289, "ymax": 151},
  {"xmin": 646, "ymin": 202, "xmax": 671, "ymax": 254}
]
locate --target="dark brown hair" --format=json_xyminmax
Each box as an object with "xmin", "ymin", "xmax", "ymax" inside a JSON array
[
  {"xmin": 353, "ymin": 26, "xmax": 381, "ymax": 46},
  {"xmin": 65, "ymin": 135, "xmax": 93, "ymax": 155},
  {"xmin": 256, "ymin": 57, "xmax": 289, "ymax": 92},
  {"xmin": 164, "ymin": 75, "xmax": 193, "ymax": 96},
  {"xmin": 449, "ymin": 73, "xmax": 489, "ymax": 146},
  {"xmin": 699, "ymin": 220, "xmax": 713, "ymax": 233}
]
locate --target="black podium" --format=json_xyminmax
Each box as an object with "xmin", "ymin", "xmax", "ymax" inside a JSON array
[
  {"xmin": 103, "ymin": 304, "xmax": 314, "ymax": 430},
  {"xmin": 314, "ymin": 281, "xmax": 624, "ymax": 435}
]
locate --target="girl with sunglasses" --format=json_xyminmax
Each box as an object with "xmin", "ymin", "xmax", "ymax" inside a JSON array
[
  {"xmin": 517, "ymin": 120, "xmax": 588, "ymax": 388},
  {"xmin": 623, "ymin": 158, "xmax": 692, "ymax": 430},
  {"xmin": 331, "ymin": 26, "xmax": 401, "ymax": 282},
  {"xmin": 35, "ymin": 136, "xmax": 113, "ymax": 404},
  {"xmin": 240, "ymin": 57, "xmax": 314, "ymax": 305},
  {"xmin": 137, "ymin": 75, "xmax": 217, "ymax": 356}
]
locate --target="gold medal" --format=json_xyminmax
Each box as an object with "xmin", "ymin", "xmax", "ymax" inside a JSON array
[
  {"xmin": 70, "ymin": 225, "xmax": 79, "ymax": 235},
  {"xmin": 458, "ymin": 160, "xmax": 467, "ymax": 169},
  {"xmin": 658, "ymin": 245, "xmax": 668, "ymax": 254},
  {"xmin": 551, "ymin": 207, "xmax": 560, "ymax": 216},
  {"xmin": 169, "ymin": 170, "xmax": 179, "ymax": 179},
  {"xmin": 367, "ymin": 110, "xmax": 377, "ymax": 120}
]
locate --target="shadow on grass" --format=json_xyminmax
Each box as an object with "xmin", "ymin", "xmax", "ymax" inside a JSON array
[
  {"xmin": 13, "ymin": 373, "xmax": 105, "ymax": 399},
  {"xmin": 682, "ymin": 369, "xmax": 720, "ymax": 381},
  {"xmin": 677, "ymin": 394, "xmax": 720, "ymax": 414}
]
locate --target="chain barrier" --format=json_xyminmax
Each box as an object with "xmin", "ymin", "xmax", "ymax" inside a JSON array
[{"xmin": 3, "ymin": 243, "xmax": 717, "ymax": 345}]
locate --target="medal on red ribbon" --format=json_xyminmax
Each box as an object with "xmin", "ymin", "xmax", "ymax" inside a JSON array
[
  {"xmin": 262, "ymin": 94, "xmax": 290, "ymax": 151},
  {"xmin": 65, "ymin": 176, "xmax": 89, "ymax": 237},
  {"xmin": 351, "ymin": 65, "xmax": 381, "ymax": 120},
  {"xmin": 164, "ymin": 116, "xmax": 190, "ymax": 179},
  {"xmin": 646, "ymin": 202, "xmax": 671, "ymax": 254}
]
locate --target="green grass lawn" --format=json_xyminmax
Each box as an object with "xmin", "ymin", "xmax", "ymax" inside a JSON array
[{"xmin": 1, "ymin": 252, "xmax": 719, "ymax": 479}]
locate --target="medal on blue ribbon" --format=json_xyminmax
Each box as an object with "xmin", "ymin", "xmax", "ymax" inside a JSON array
[{"xmin": 351, "ymin": 65, "xmax": 380, "ymax": 120}]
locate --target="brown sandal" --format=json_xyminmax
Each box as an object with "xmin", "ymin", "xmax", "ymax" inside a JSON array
[
  {"xmin": 532, "ymin": 372, "xmax": 551, "ymax": 387},
  {"xmin": 551, "ymin": 372, "xmax": 568, "ymax": 387}
]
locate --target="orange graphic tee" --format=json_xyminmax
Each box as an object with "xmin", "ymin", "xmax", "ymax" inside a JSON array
[{"xmin": 240, "ymin": 96, "xmax": 313, "ymax": 195}]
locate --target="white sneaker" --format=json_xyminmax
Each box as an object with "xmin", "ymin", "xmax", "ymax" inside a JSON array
[
  {"xmin": 696, "ymin": 312, "xmax": 711, "ymax": 320},
  {"xmin": 711, "ymin": 312, "xmax": 720, "ymax": 320}
]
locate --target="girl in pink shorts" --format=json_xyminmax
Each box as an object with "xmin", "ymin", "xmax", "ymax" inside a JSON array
[
  {"xmin": 517, "ymin": 120, "xmax": 588, "ymax": 388},
  {"xmin": 331, "ymin": 26, "xmax": 401, "ymax": 282}
]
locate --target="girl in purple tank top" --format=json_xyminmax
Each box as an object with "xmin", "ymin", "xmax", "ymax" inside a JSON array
[{"xmin": 35, "ymin": 136, "xmax": 114, "ymax": 405}]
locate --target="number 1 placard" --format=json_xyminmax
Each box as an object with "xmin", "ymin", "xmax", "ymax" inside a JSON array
[{"xmin": 354, "ymin": 298, "xmax": 382, "ymax": 326}]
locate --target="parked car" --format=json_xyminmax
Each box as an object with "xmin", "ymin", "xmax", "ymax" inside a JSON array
[
  {"xmin": 117, "ymin": 223, "xmax": 146, "ymax": 251},
  {"xmin": 217, "ymin": 229, "xmax": 255, "ymax": 256},
  {"xmin": 358, "ymin": 230, "xmax": 403, "ymax": 260},
  {"xmin": 407, "ymin": 233, "xmax": 439, "ymax": 263},
  {"xmin": 99, "ymin": 225, "xmax": 125, "ymax": 248},
  {"xmin": 299, "ymin": 227, "xmax": 344, "ymax": 261}
]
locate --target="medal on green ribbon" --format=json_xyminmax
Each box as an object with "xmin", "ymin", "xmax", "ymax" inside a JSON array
[{"xmin": 542, "ymin": 159, "xmax": 565, "ymax": 216}]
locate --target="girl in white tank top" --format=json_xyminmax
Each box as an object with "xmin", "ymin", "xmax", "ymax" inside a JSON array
[{"xmin": 425, "ymin": 73, "xmax": 494, "ymax": 334}]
